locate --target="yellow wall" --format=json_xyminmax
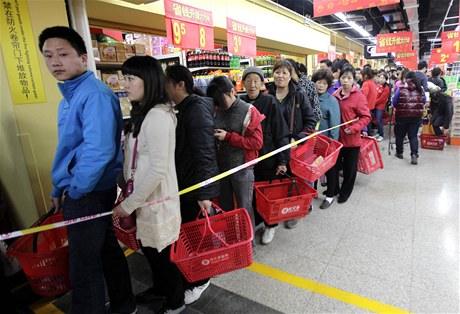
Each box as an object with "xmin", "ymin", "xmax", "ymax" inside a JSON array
[{"xmin": 0, "ymin": 0, "xmax": 68, "ymax": 228}]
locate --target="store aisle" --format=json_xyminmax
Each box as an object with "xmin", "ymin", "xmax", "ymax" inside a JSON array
[{"xmin": 45, "ymin": 138, "xmax": 459, "ymax": 313}]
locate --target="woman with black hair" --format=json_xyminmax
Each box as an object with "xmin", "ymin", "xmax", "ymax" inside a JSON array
[
  {"xmin": 392, "ymin": 71, "xmax": 426, "ymax": 165},
  {"xmin": 164, "ymin": 65, "xmax": 220, "ymax": 305},
  {"xmin": 429, "ymin": 91, "xmax": 453, "ymax": 136},
  {"xmin": 113, "ymin": 56, "xmax": 184, "ymax": 314},
  {"xmin": 206, "ymin": 76, "xmax": 264, "ymax": 240},
  {"xmin": 374, "ymin": 73, "xmax": 391, "ymax": 142},
  {"xmin": 333, "ymin": 66, "xmax": 371, "ymax": 203}
]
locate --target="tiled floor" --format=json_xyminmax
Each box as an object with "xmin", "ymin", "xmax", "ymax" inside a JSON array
[{"xmin": 48, "ymin": 137, "xmax": 460, "ymax": 313}]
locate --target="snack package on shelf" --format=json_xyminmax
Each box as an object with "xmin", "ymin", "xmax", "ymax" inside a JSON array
[{"xmin": 99, "ymin": 43, "xmax": 117, "ymax": 62}]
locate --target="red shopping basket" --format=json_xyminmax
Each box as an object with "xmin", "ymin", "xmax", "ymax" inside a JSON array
[
  {"xmin": 113, "ymin": 215, "xmax": 141, "ymax": 251},
  {"xmin": 290, "ymin": 134, "xmax": 343, "ymax": 182},
  {"xmin": 254, "ymin": 175, "xmax": 318, "ymax": 225},
  {"xmin": 170, "ymin": 206, "xmax": 253, "ymax": 283},
  {"xmin": 7, "ymin": 212, "xmax": 71, "ymax": 296},
  {"xmin": 358, "ymin": 137, "xmax": 384, "ymax": 174},
  {"xmin": 420, "ymin": 134, "xmax": 448, "ymax": 150}
]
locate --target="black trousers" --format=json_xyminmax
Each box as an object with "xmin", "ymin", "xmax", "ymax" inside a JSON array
[
  {"xmin": 179, "ymin": 199, "xmax": 211, "ymax": 289},
  {"xmin": 141, "ymin": 244, "xmax": 184, "ymax": 309},
  {"xmin": 334, "ymin": 147, "xmax": 360, "ymax": 200},
  {"xmin": 324, "ymin": 164, "xmax": 338, "ymax": 198}
]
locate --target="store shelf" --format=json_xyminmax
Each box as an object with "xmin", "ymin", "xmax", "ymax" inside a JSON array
[
  {"xmin": 188, "ymin": 66, "xmax": 241, "ymax": 72},
  {"xmin": 96, "ymin": 61, "xmax": 124, "ymax": 69}
]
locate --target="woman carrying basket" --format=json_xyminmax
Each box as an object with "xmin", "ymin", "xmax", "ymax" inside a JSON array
[{"xmin": 113, "ymin": 56, "xmax": 184, "ymax": 314}]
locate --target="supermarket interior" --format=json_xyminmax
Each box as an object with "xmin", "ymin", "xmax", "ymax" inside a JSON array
[{"xmin": 0, "ymin": 0, "xmax": 459, "ymax": 313}]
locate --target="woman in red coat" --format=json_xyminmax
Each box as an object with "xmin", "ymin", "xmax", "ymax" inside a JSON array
[
  {"xmin": 332, "ymin": 65, "xmax": 372, "ymax": 204},
  {"xmin": 374, "ymin": 73, "xmax": 391, "ymax": 141}
]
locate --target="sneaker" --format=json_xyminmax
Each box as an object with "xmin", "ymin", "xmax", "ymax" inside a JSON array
[
  {"xmin": 261, "ymin": 227, "xmax": 276, "ymax": 245},
  {"xmin": 377, "ymin": 136, "xmax": 384, "ymax": 142},
  {"xmin": 184, "ymin": 281, "xmax": 210, "ymax": 305},
  {"xmin": 395, "ymin": 153, "xmax": 403, "ymax": 159},
  {"xmin": 411, "ymin": 155, "xmax": 418, "ymax": 165},
  {"xmin": 285, "ymin": 219, "xmax": 298, "ymax": 229},
  {"xmin": 157, "ymin": 304, "xmax": 185, "ymax": 314},
  {"xmin": 135, "ymin": 287, "xmax": 165, "ymax": 303}
]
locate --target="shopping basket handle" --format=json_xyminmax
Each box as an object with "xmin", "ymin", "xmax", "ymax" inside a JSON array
[
  {"xmin": 195, "ymin": 204, "xmax": 230, "ymax": 252},
  {"xmin": 32, "ymin": 209, "xmax": 56, "ymax": 253},
  {"xmin": 284, "ymin": 174, "xmax": 300, "ymax": 198}
]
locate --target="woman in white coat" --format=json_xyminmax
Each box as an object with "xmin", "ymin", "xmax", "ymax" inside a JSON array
[{"xmin": 113, "ymin": 56, "xmax": 184, "ymax": 314}]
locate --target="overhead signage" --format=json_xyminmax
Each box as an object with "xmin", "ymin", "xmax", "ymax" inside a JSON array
[
  {"xmin": 313, "ymin": 0, "xmax": 400, "ymax": 18},
  {"xmin": 441, "ymin": 31, "xmax": 460, "ymax": 54},
  {"xmin": 429, "ymin": 48, "xmax": 458, "ymax": 65},
  {"xmin": 395, "ymin": 50, "xmax": 417, "ymax": 61},
  {"xmin": 364, "ymin": 45, "xmax": 390, "ymax": 59},
  {"xmin": 0, "ymin": 0, "xmax": 46, "ymax": 104},
  {"xmin": 376, "ymin": 32, "xmax": 413, "ymax": 53},
  {"xmin": 164, "ymin": 0, "xmax": 214, "ymax": 51},
  {"xmin": 226, "ymin": 18, "xmax": 256, "ymax": 57}
]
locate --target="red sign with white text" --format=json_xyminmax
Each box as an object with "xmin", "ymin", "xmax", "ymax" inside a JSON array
[
  {"xmin": 395, "ymin": 50, "xmax": 417, "ymax": 61},
  {"xmin": 164, "ymin": 0, "xmax": 214, "ymax": 50},
  {"xmin": 226, "ymin": 18, "xmax": 256, "ymax": 57},
  {"xmin": 430, "ymin": 48, "xmax": 458, "ymax": 65},
  {"xmin": 441, "ymin": 31, "xmax": 460, "ymax": 53},
  {"xmin": 376, "ymin": 32, "xmax": 413, "ymax": 53},
  {"xmin": 313, "ymin": 0, "xmax": 399, "ymax": 17}
]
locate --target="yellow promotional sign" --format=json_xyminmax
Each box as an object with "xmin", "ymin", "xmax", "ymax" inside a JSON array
[{"xmin": 1, "ymin": 0, "xmax": 46, "ymax": 104}]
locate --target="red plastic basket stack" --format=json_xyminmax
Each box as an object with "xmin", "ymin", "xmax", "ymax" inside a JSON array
[
  {"xmin": 420, "ymin": 134, "xmax": 448, "ymax": 150},
  {"xmin": 254, "ymin": 176, "xmax": 318, "ymax": 225},
  {"xmin": 113, "ymin": 215, "xmax": 141, "ymax": 251},
  {"xmin": 290, "ymin": 134, "xmax": 343, "ymax": 182},
  {"xmin": 170, "ymin": 207, "xmax": 253, "ymax": 283},
  {"xmin": 358, "ymin": 137, "xmax": 384, "ymax": 174},
  {"xmin": 7, "ymin": 213, "xmax": 71, "ymax": 296}
]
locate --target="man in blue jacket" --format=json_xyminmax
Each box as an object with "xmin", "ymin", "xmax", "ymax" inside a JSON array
[{"xmin": 39, "ymin": 26, "xmax": 136, "ymax": 314}]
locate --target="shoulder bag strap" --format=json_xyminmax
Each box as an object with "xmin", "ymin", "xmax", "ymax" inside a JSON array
[
  {"xmin": 289, "ymin": 96, "xmax": 296, "ymax": 133},
  {"xmin": 130, "ymin": 137, "xmax": 138, "ymax": 179}
]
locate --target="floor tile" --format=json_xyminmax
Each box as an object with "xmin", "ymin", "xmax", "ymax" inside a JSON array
[
  {"xmin": 410, "ymin": 286, "xmax": 459, "ymax": 314},
  {"xmin": 307, "ymin": 293, "xmax": 372, "ymax": 313}
]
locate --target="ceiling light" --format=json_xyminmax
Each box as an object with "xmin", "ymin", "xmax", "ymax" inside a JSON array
[
  {"xmin": 427, "ymin": 38, "xmax": 442, "ymax": 42},
  {"xmin": 334, "ymin": 13, "xmax": 373, "ymax": 38}
]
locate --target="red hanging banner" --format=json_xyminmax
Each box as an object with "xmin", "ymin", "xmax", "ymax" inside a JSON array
[
  {"xmin": 226, "ymin": 18, "xmax": 257, "ymax": 57},
  {"xmin": 430, "ymin": 48, "xmax": 458, "ymax": 65},
  {"xmin": 164, "ymin": 0, "xmax": 214, "ymax": 50},
  {"xmin": 395, "ymin": 50, "xmax": 417, "ymax": 61},
  {"xmin": 313, "ymin": 0, "xmax": 399, "ymax": 18},
  {"xmin": 376, "ymin": 32, "xmax": 413, "ymax": 53},
  {"xmin": 441, "ymin": 31, "xmax": 460, "ymax": 53}
]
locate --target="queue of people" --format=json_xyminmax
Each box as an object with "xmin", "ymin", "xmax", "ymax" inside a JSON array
[{"xmin": 38, "ymin": 25, "xmax": 453, "ymax": 314}]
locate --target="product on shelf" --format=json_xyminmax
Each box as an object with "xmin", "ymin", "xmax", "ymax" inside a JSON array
[
  {"xmin": 255, "ymin": 55, "xmax": 277, "ymax": 66},
  {"xmin": 99, "ymin": 43, "xmax": 117, "ymax": 62},
  {"xmin": 187, "ymin": 50, "xmax": 231, "ymax": 68}
]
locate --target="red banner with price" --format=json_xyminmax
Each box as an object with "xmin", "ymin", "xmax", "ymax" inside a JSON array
[
  {"xmin": 376, "ymin": 32, "xmax": 413, "ymax": 53},
  {"xmin": 441, "ymin": 31, "xmax": 460, "ymax": 54},
  {"xmin": 164, "ymin": 0, "xmax": 214, "ymax": 50},
  {"xmin": 429, "ymin": 48, "xmax": 458, "ymax": 66},
  {"xmin": 313, "ymin": 0, "xmax": 399, "ymax": 18},
  {"xmin": 226, "ymin": 18, "xmax": 256, "ymax": 57}
]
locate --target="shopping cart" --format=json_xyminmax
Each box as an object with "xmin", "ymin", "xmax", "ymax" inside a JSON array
[
  {"xmin": 170, "ymin": 205, "xmax": 253, "ymax": 283},
  {"xmin": 7, "ymin": 211, "xmax": 71, "ymax": 296},
  {"xmin": 254, "ymin": 174, "xmax": 317, "ymax": 225}
]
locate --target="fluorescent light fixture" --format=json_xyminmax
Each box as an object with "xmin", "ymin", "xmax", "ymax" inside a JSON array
[
  {"xmin": 404, "ymin": 4, "xmax": 419, "ymax": 9},
  {"xmin": 427, "ymin": 38, "xmax": 442, "ymax": 42},
  {"xmin": 334, "ymin": 13, "xmax": 373, "ymax": 38}
]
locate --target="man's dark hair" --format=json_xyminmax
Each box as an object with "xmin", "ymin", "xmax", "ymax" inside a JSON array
[
  {"xmin": 319, "ymin": 59, "xmax": 332, "ymax": 68},
  {"xmin": 166, "ymin": 64, "xmax": 203, "ymax": 96},
  {"xmin": 431, "ymin": 67, "xmax": 442, "ymax": 78},
  {"xmin": 331, "ymin": 58, "xmax": 350, "ymax": 74},
  {"xmin": 311, "ymin": 69, "xmax": 334, "ymax": 89},
  {"xmin": 38, "ymin": 26, "xmax": 87, "ymax": 55},
  {"xmin": 417, "ymin": 60, "xmax": 428, "ymax": 71}
]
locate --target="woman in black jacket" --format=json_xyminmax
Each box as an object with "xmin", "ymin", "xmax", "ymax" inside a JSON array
[
  {"xmin": 266, "ymin": 60, "xmax": 316, "ymax": 229},
  {"xmin": 266, "ymin": 60, "xmax": 316, "ymax": 141},
  {"xmin": 430, "ymin": 91, "xmax": 453, "ymax": 136},
  {"xmin": 164, "ymin": 64, "xmax": 220, "ymax": 305}
]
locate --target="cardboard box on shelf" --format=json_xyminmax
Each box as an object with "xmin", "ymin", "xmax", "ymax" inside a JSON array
[
  {"xmin": 91, "ymin": 40, "xmax": 98, "ymax": 48},
  {"xmin": 99, "ymin": 43, "xmax": 117, "ymax": 62},
  {"xmin": 134, "ymin": 44, "xmax": 146, "ymax": 55},
  {"xmin": 102, "ymin": 73, "xmax": 120, "ymax": 90},
  {"xmin": 93, "ymin": 48, "xmax": 101, "ymax": 62},
  {"xmin": 116, "ymin": 52, "xmax": 135, "ymax": 62}
]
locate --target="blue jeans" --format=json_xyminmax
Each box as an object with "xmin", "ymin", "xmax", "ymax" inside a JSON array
[
  {"xmin": 374, "ymin": 109, "xmax": 384, "ymax": 137},
  {"xmin": 63, "ymin": 187, "xmax": 135, "ymax": 314},
  {"xmin": 395, "ymin": 118, "xmax": 421, "ymax": 156}
]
